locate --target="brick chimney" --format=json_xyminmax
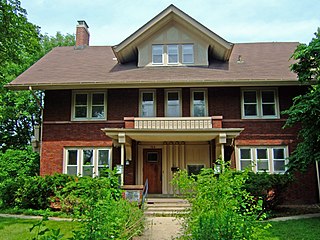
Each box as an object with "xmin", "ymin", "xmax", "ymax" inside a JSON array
[{"xmin": 76, "ymin": 20, "xmax": 90, "ymax": 48}]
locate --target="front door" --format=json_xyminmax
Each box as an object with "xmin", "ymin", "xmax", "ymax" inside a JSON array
[{"xmin": 143, "ymin": 149, "xmax": 162, "ymax": 194}]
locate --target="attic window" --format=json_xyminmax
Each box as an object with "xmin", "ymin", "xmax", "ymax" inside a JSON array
[
  {"xmin": 182, "ymin": 44, "xmax": 194, "ymax": 64},
  {"xmin": 168, "ymin": 45, "xmax": 179, "ymax": 64},
  {"xmin": 152, "ymin": 45, "xmax": 163, "ymax": 64}
]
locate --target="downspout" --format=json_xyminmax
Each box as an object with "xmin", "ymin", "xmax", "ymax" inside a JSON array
[
  {"xmin": 316, "ymin": 161, "xmax": 320, "ymax": 202},
  {"xmin": 29, "ymin": 86, "xmax": 44, "ymax": 155}
]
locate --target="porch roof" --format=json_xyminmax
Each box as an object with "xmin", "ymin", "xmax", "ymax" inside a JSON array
[{"xmin": 101, "ymin": 128, "xmax": 243, "ymax": 142}]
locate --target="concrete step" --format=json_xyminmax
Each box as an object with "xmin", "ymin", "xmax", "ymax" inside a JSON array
[{"xmin": 144, "ymin": 197, "xmax": 190, "ymax": 216}]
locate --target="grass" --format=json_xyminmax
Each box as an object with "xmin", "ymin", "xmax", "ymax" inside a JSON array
[
  {"xmin": 0, "ymin": 217, "xmax": 79, "ymax": 240},
  {"xmin": 263, "ymin": 217, "xmax": 320, "ymax": 240}
]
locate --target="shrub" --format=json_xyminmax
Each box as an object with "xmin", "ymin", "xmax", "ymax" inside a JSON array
[{"xmin": 172, "ymin": 166, "xmax": 269, "ymax": 239}]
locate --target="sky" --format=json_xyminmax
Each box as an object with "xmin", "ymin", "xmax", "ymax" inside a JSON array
[{"xmin": 22, "ymin": 0, "xmax": 320, "ymax": 46}]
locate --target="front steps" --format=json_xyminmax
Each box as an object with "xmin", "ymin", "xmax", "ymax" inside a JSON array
[{"xmin": 144, "ymin": 197, "xmax": 190, "ymax": 216}]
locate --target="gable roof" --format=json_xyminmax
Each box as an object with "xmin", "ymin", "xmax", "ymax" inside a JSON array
[
  {"xmin": 7, "ymin": 42, "xmax": 299, "ymax": 90},
  {"xmin": 112, "ymin": 4, "xmax": 234, "ymax": 63}
]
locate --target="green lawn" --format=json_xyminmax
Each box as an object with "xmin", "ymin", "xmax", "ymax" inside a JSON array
[
  {"xmin": 0, "ymin": 217, "xmax": 79, "ymax": 240},
  {"xmin": 264, "ymin": 217, "xmax": 320, "ymax": 240}
]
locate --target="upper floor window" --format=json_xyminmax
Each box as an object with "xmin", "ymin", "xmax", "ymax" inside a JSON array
[
  {"xmin": 65, "ymin": 147, "xmax": 112, "ymax": 177},
  {"xmin": 72, "ymin": 91, "xmax": 107, "ymax": 121},
  {"xmin": 182, "ymin": 44, "xmax": 194, "ymax": 64},
  {"xmin": 167, "ymin": 45, "xmax": 179, "ymax": 64},
  {"xmin": 165, "ymin": 89, "xmax": 182, "ymax": 117},
  {"xmin": 191, "ymin": 89, "xmax": 208, "ymax": 117},
  {"xmin": 241, "ymin": 88, "xmax": 279, "ymax": 119},
  {"xmin": 237, "ymin": 146, "xmax": 287, "ymax": 173},
  {"xmin": 152, "ymin": 45, "xmax": 163, "ymax": 64},
  {"xmin": 140, "ymin": 90, "xmax": 156, "ymax": 117}
]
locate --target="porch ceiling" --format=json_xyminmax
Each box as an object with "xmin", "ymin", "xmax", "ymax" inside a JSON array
[{"xmin": 101, "ymin": 128, "xmax": 243, "ymax": 142}]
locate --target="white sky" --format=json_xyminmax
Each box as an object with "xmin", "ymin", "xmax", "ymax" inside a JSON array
[{"xmin": 22, "ymin": 0, "xmax": 320, "ymax": 46}]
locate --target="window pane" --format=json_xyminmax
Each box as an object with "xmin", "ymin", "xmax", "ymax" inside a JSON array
[
  {"xmin": 257, "ymin": 160, "xmax": 269, "ymax": 171},
  {"xmin": 92, "ymin": 93, "xmax": 104, "ymax": 105},
  {"xmin": 75, "ymin": 106, "xmax": 87, "ymax": 118},
  {"xmin": 67, "ymin": 166, "xmax": 77, "ymax": 175},
  {"xmin": 273, "ymin": 149, "xmax": 285, "ymax": 159},
  {"xmin": 240, "ymin": 160, "xmax": 252, "ymax": 170},
  {"xmin": 152, "ymin": 45, "xmax": 163, "ymax": 64},
  {"xmin": 182, "ymin": 44, "xmax": 194, "ymax": 63},
  {"xmin": 257, "ymin": 149, "xmax": 267, "ymax": 159},
  {"xmin": 262, "ymin": 91, "xmax": 275, "ymax": 103},
  {"xmin": 244, "ymin": 104, "xmax": 257, "ymax": 116},
  {"xmin": 194, "ymin": 92, "xmax": 204, "ymax": 101},
  {"xmin": 92, "ymin": 106, "xmax": 105, "ymax": 118},
  {"xmin": 67, "ymin": 150, "xmax": 77, "ymax": 165},
  {"xmin": 243, "ymin": 91, "xmax": 257, "ymax": 103},
  {"xmin": 240, "ymin": 149, "xmax": 251, "ymax": 159},
  {"xmin": 168, "ymin": 45, "xmax": 178, "ymax": 64},
  {"xmin": 143, "ymin": 92, "xmax": 153, "ymax": 102},
  {"xmin": 98, "ymin": 150, "xmax": 109, "ymax": 166},
  {"xmin": 75, "ymin": 94, "xmax": 87, "ymax": 105},
  {"xmin": 262, "ymin": 104, "xmax": 275, "ymax": 116},
  {"xmin": 168, "ymin": 92, "xmax": 178, "ymax": 101},
  {"xmin": 83, "ymin": 166, "xmax": 94, "ymax": 176},
  {"xmin": 83, "ymin": 150, "xmax": 93, "ymax": 165},
  {"xmin": 274, "ymin": 160, "xmax": 285, "ymax": 172}
]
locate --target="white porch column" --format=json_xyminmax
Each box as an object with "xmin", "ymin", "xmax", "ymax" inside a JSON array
[{"xmin": 118, "ymin": 133, "xmax": 126, "ymax": 186}]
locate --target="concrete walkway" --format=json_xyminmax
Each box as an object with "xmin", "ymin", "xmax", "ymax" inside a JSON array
[{"xmin": 134, "ymin": 217, "xmax": 183, "ymax": 240}]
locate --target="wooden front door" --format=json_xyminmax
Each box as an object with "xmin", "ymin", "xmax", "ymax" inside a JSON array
[{"xmin": 143, "ymin": 149, "xmax": 162, "ymax": 194}]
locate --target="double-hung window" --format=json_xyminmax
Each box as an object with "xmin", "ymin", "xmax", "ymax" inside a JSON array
[
  {"xmin": 165, "ymin": 90, "xmax": 181, "ymax": 117},
  {"xmin": 238, "ymin": 146, "xmax": 287, "ymax": 173},
  {"xmin": 73, "ymin": 91, "xmax": 106, "ymax": 120},
  {"xmin": 152, "ymin": 45, "xmax": 163, "ymax": 64},
  {"xmin": 140, "ymin": 90, "xmax": 156, "ymax": 117},
  {"xmin": 242, "ymin": 89, "xmax": 279, "ymax": 119},
  {"xmin": 191, "ymin": 89, "xmax": 207, "ymax": 117},
  {"xmin": 182, "ymin": 44, "xmax": 194, "ymax": 64},
  {"xmin": 167, "ymin": 45, "xmax": 179, "ymax": 64},
  {"xmin": 65, "ymin": 148, "xmax": 112, "ymax": 177}
]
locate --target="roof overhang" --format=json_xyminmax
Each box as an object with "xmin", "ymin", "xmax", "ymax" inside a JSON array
[
  {"xmin": 112, "ymin": 4, "xmax": 234, "ymax": 63},
  {"xmin": 101, "ymin": 128, "xmax": 243, "ymax": 142},
  {"xmin": 5, "ymin": 78, "xmax": 301, "ymax": 90}
]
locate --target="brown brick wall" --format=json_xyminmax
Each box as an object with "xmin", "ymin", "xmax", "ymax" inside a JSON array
[{"xmin": 44, "ymin": 90, "xmax": 71, "ymax": 121}]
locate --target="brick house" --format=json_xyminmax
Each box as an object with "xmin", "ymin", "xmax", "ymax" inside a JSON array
[{"xmin": 7, "ymin": 5, "xmax": 319, "ymax": 203}]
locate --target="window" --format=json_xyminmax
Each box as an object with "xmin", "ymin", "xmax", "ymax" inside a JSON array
[
  {"xmin": 73, "ymin": 91, "xmax": 106, "ymax": 120},
  {"xmin": 182, "ymin": 44, "xmax": 194, "ymax": 64},
  {"xmin": 140, "ymin": 90, "xmax": 156, "ymax": 117},
  {"xmin": 167, "ymin": 45, "xmax": 179, "ymax": 64},
  {"xmin": 65, "ymin": 148, "xmax": 112, "ymax": 177},
  {"xmin": 238, "ymin": 146, "xmax": 287, "ymax": 173},
  {"xmin": 165, "ymin": 90, "xmax": 181, "ymax": 117},
  {"xmin": 152, "ymin": 45, "xmax": 163, "ymax": 64},
  {"xmin": 191, "ymin": 89, "xmax": 207, "ymax": 117},
  {"xmin": 241, "ymin": 89, "xmax": 279, "ymax": 119}
]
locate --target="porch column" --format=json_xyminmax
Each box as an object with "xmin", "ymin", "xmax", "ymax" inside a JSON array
[
  {"xmin": 216, "ymin": 133, "xmax": 227, "ymax": 161},
  {"xmin": 118, "ymin": 133, "xmax": 126, "ymax": 186}
]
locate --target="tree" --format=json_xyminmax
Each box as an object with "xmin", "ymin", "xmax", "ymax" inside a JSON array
[
  {"xmin": 283, "ymin": 28, "xmax": 320, "ymax": 171},
  {"xmin": 0, "ymin": 0, "xmax": 75, "ymax": 151}
]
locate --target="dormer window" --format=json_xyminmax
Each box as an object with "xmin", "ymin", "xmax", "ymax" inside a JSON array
[
  {"xmin": 182, "ymin": 44, "xmax": 194, "ymax": 64},
  {"xmin": 152, "ymin": 45, "xmax": 163, "ymax": 64},
  {"xmin": 168, "ymin": 45, "xmax": 179, "ymax": 64}
]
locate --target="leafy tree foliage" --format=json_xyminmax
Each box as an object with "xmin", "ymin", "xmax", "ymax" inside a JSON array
[
  {"xmin": 283, "ymin": 29, "xmax": 320, "ymax": 171},
  {"xmin": 0, "ymin": 0, "xmax": 75, "ymax": 151}
]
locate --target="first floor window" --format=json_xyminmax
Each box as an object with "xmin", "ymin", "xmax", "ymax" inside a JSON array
[
  {"xmin": 73, "ymin": 91, "xmax": 107, "ymax": 120},
  {"xmin": 65, "ymin": 147, "xmax": 112, "ymax": 177},
  {"xmin": 238, "ymin": 146, "xmax": 287, "ymax": 173}
]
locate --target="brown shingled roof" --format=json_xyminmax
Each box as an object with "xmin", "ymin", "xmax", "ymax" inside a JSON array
[{"xmin": 7, "ymin": 42, "xmax": 298, "ymax": 90}]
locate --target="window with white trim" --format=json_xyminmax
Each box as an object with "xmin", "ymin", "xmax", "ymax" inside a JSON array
[
  {"xmin": 165, "ymin": 89, "xmax": 181, "ymax": 117},
  {"xmin": 72, "ymin": 91, "xmax": 107, "ymax": 120},
  {"xmin": 182, "ymin": 44, "xmax": 194, "ymax": 64},
  {"xmin": 140, "ymin": 90, "xmax": 156, "ymax": 117},
  {"xmin": 152, "ymin": 45, "xmax": 163, "ymax": 64},
  {"xmin": 241, "ymin": 89, "xmax": 279, "ymax": 119},
  {"xmin": 191, "ymin": 89, "xmax": 208, "ymax": 117},
  {"xmin": 238, "ymin": 146, "xmax": 287, "ymax": 173},
  {"xmin": 65, "ymin": 148, "xmax": 112, "ymax": 177},
  {"xmin": 167, "ymin": 45, "xmax": 179, "ymax": 64}
]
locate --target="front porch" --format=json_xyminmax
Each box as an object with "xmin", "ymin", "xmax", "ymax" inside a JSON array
[{"xmin": 102, "ymin": 116, "xmax": 243, "ymax": 194}]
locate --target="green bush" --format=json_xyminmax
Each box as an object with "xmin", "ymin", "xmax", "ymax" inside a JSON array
[
  {"xmin": 0, "ymin": 147, "xmax": 39, "ymax": 207},
  {"xmin": 172, "ymin": 167, "xmax": 269, "ymax": 240}
]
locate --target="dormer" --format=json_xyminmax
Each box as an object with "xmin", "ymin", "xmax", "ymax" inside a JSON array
[{"xmin": 112, "ymin": 4, "xmax": 234, "ymax": 67}]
